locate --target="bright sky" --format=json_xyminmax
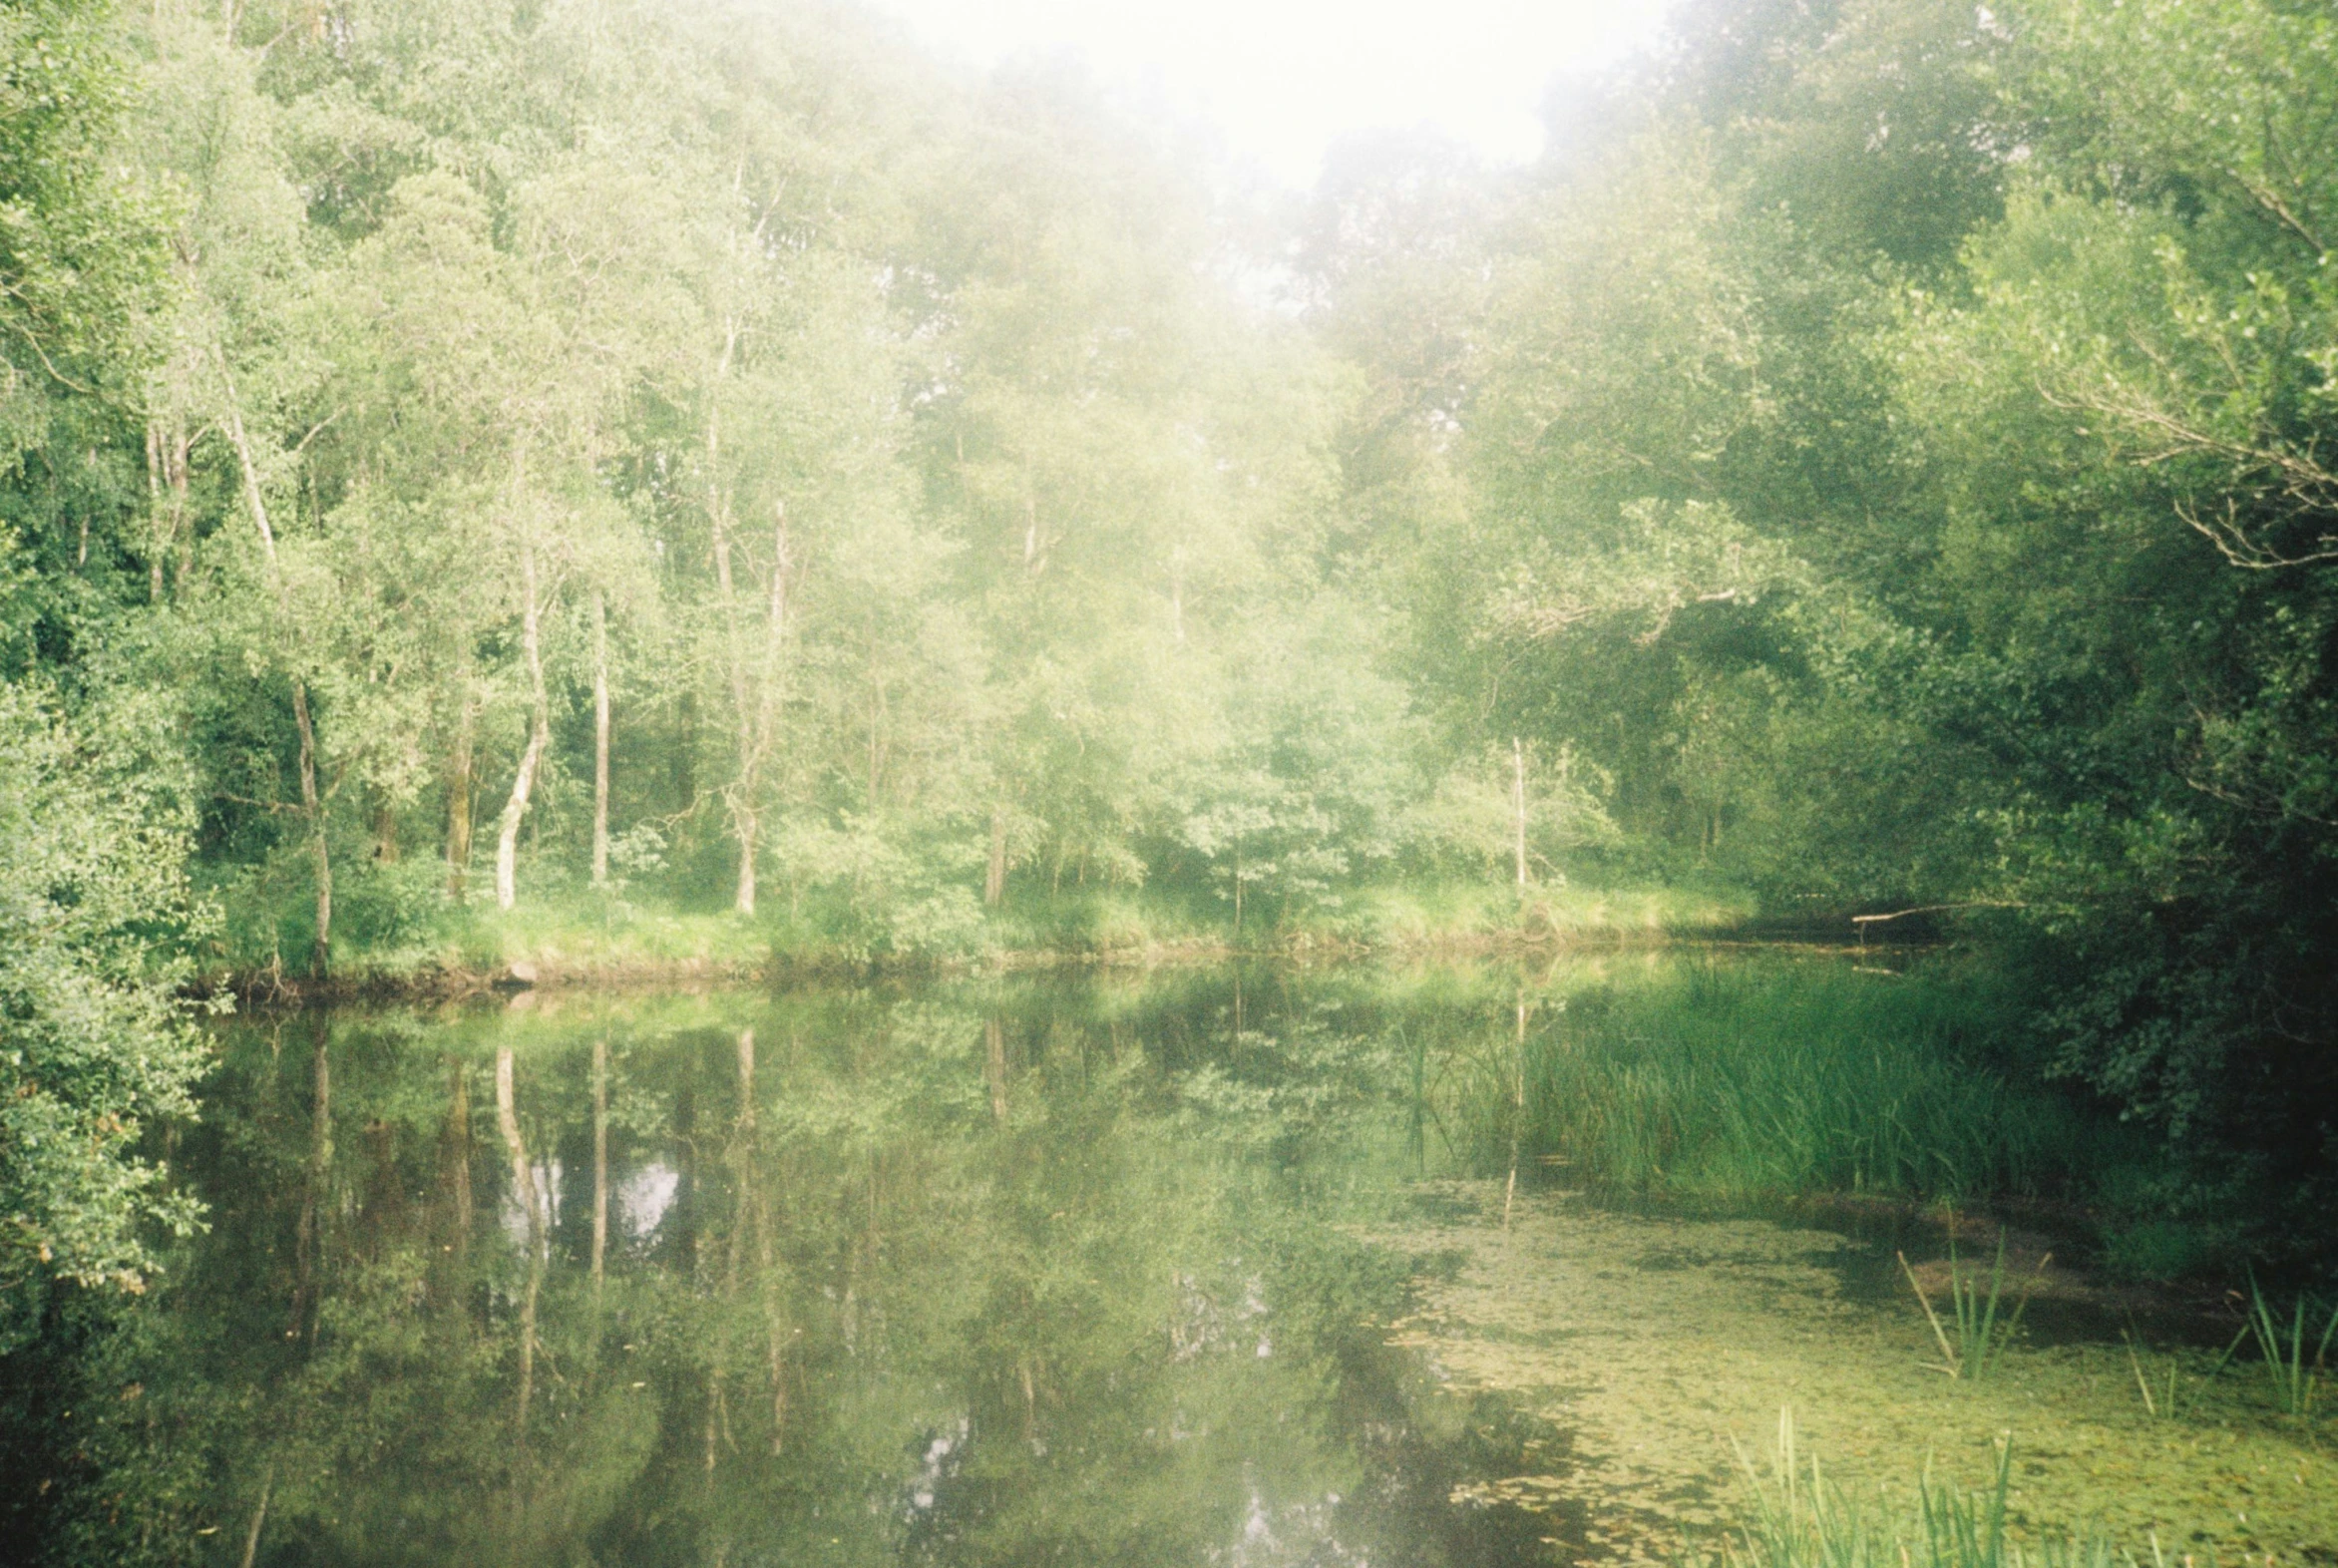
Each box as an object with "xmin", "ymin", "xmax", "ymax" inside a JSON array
[{"xmin": 861, "ymin": 0, "xmax": 1682, "ymax": 188}]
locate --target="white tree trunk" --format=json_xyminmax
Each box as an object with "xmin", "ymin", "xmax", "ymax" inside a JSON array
[
  {"xmin": 591, "ymin": 1037, "xmax": 608, "ymax": 1292},
  {"xmin": 495, "ymin": 537, "xmax": 550, "ymax": 912},
  {"xmin": 591, "ymin": 591, "xmax": 610, "ymax": 887},
  {"xmin": 495, "ymin": 1045, "xmax": 544, "ymax": 1432},
  {"xmin": 986, "ymin": 804, "xmax": 1007, "ymax": 907}
]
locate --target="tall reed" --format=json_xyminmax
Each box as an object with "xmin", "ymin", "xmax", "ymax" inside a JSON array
[
  {"xmin": 2121, "ymin": 1330, "xmax": 2185, "ymax": 1420},
  {"xmin": 2239, "ymin": 1275, "xmax": 2338, "ymax": 1415},
  {"xmin": 1898, "ymin": 1229, "xmax": 2045, "ymax": 1382},
  {"xmin": 1505, "ymin": 964, "xmax": 2113, "ymax": 1202}
]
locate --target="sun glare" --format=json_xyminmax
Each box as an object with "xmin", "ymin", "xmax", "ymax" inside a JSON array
[{"xmin": 862, "ymin": 0, "xmax": 1681, "ymax": 184}]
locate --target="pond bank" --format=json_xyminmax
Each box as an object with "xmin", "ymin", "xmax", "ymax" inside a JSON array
[{"xmin": 197, "ymin": 879, "xmax": 1766, "ymax": 1003}]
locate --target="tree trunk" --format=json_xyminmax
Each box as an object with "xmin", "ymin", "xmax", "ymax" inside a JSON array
[
  {"xmin": 591, "ymin": 592, "xmax": 610, "ymax": 887},
  {"xmin": 291, "ymin": 1030, "xmax": 331, "ymax": 1339},
  {"xmin": 672, "ymin": 689, "xmax": 696, "ymax": 814},
  {"xmin": 708, "ymin": 359, "xmax": 789, "ymax": 917},
  {"xmin": 145, "ymin": 420, "xmax": 165, "ymax": 603},
  {"xmin": 734, "ymin": 805, "xmax": 758, "ymax": 916},
  {"xmin": 1504, "ymin": 988, "xmax": 1526, "ymax": 1227},
  {"xmin": 1513, "ymin": 736, "xmax": 1528, "ymax": 891},
  {"xmin": 706, "ymin": 331, "xmax": 756, "ymax": 916},
  {"xmin": 985, "ymin": 1017, "xmax": 1008, "ymax": 1124},
  {"xmin": 735, "ymin": 1025, "xmax": 755, "ymax": 1125},
  {"xmin": 442, "ymin": 1055, "xmax": 473, "ymax": 1262},
  {"xmin": 236, "ymin": 1467, "xmax": 272, "ymax": 1568},
  {"xmin": 495, "ymin": 1046, "xmax": 543, "ymax": 1433},
  {"xmin": 495, "ymin": 538, "xmax": 550, "ymax": 912},
  {"xmin": 495, "ymin": 1046, "xmax": 541, "ymax": 1242},
  {"xmin": 446, "ymin": 673, "xmax": 475, "ymax": 900},
  {"xmin": 986, "ymin": 805, "xmax": 1007, "ymax": 907},
  {"xmin": 145, "ymin": 417, "xmax": 192, "ymax": 602},
  {"xmin": 591, "ymin": 1037, "xmax": 608, "ymax": 1293},
  {"xmin": 292, "ymin": 678, "xmax": 331, "ymax": 975},
  {"xmin": 169, "ymin": 424, "xmax": 191, "ymax": 593},
  {"xmin": 724, "ymin": 1026, "xmax": 792, "ymax": 1453},
  {"xmin": 737, "ymin": 507, "xmax": 791, "ymax": 916},
  {"xmin": 711, "ymin": 491, "xmax": 758, "ymax": 915}
]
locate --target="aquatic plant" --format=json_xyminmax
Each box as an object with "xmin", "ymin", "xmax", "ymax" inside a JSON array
[
  {"xmin": 2238, "ymin": 1276, "xmax": 2338, "ymax": 1416},
  {"xmin": 2120, "ymin": 1331, "xmax": 2186, "ymax": 1421},
  {"xmin": 1897, "ymin": 1229, "xmax": 2044, "ymax": 1382},
  {"xmin": 1721, "ymin": 1408, "xmax": 2120, "ymax": 1568}
]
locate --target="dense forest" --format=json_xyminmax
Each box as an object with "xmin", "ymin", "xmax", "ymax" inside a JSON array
[{"xmin": 4, "ymin": 0, "xmax": 2336, "ymax": 1357}]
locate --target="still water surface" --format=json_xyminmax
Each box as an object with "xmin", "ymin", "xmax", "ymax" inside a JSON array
[
  {"xmin": 48, "ymin": 954, "xmax": 2338, "ymax": 1564},
  {"xmin": 168, "ymin": 965, "xmax": 1557, "ymax": 1566}
]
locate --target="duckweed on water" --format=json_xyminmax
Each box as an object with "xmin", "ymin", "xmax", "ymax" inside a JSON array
[
  {"xmin": 1711, "ymin": 1410, "xmax": 2126, "ymax": 1568},
  {"xmin": 1374, "ymin": 1183, "xmax": 2337, "ymax": 1566}
]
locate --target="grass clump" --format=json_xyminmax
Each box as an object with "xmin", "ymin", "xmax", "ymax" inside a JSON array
[
  {"xmin": 1719, "ymin": 1409, "xmax": 2120, "ymax": 1568},
  {"xmin": 1897, "ymin": 1229, "xmax": 2045, "ymax": 1382},
  {"xmin": 2237, "ymin": 1276, "xmax": 2338, "ymax": 1416},
  {"xmin": 2120, "ymin": 1331, "xmax": 2189, "ymax": 1421}
]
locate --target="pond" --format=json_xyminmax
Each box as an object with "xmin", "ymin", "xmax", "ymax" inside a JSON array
[{"xmin": 13, "ymin": 952, "xmax": 2336, "ymax": 1565}]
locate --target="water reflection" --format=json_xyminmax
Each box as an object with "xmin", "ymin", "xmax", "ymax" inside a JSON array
[
  {"xmin": 31, "ymin": 949, "xmax": 2285, "ymax": 1568},
  {"xmin": 621, "ymin": 1162, "xmax": 680, "ymax": 1239},
  {"xmin": 77, "ymin": 967, "xmax": 1568, "ymax": 1566}
]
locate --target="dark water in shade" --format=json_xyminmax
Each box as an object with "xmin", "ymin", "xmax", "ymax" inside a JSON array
[{"xmin": 19, "ymin": 967, "xmax": 1577, "ymax": 1567}]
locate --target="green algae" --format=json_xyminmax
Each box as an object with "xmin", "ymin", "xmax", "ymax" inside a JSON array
[{"xmin": 1369, "ymin": 1182, "xmax": 2337, "ymax": 1566}]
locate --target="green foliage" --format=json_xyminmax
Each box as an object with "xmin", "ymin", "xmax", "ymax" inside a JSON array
[
  {"xmin": 0, "ymin": 0, "xmax": 208, "ymax": 1340},
  {"xmin": 2097, "ymin": 1219, "xmax": 2227, "ymax": 1286},
  {"xmin": 9, "ymin": 0, "xmax": 2338, "ymax": 1388},
  {"xmin": 16, "ymin": 0, "xmax": 2338, "ymax": 1547},
  {"xmin": 0, "ymin": 682, "xmax": 207, "ymax": 1347},
  {"xmin": 1304, "ymin": 0, "xmax": 2338, "ymax": 1255},
  {"xmin": 0, "ymin": 0, "xmax": 164, "ymax": 404}
]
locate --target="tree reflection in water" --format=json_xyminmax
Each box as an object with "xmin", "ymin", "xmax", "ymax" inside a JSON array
[{"xmin": 17, "ymin": 965, "xmax": 1578, "ymax": 1567}]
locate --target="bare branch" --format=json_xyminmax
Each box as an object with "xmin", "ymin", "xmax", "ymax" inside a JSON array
[
  {"xmin": 1850, "ymin": 901, "xmax": 2025, "ymax": 927},
  {"xmin": 2174, "ymin": 497, "xmax": 2338, "ymax": 571}
]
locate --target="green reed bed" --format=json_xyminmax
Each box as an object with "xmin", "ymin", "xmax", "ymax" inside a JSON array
[{"xmin": 1516, "ymin": 962, "xmax": 2121, "ymax": 1204}]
